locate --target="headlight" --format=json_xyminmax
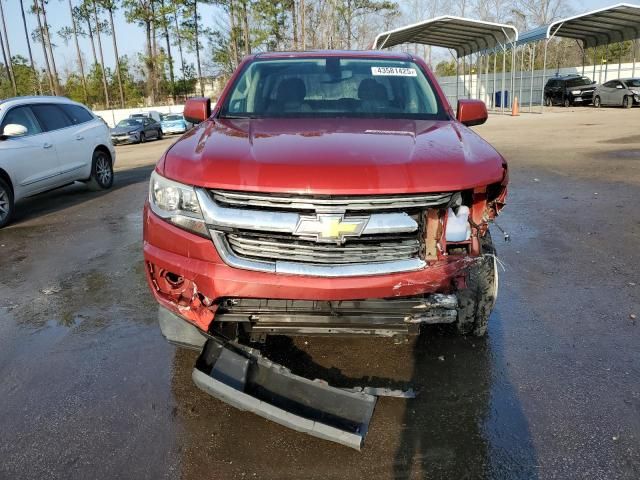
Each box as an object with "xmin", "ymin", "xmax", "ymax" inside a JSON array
[
  {"xmin": 149, "ymin": 171, "xmax": 209, "ymax": 237},
  {"xmin": 630, "ymin": 89, "xmax": 639, "ymax": 95},
  {"xmin": 571, "ymin": 90, "xmax": 582, "ymax": 95}
]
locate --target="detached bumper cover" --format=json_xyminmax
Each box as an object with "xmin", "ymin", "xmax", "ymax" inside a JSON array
[
  {"xmin": 159, "ymin": 307, "xmax": 411, "ymax": 449},
  {"xmin": 194, "ymin": 337, "xmax": 377, "ymax": 450}
]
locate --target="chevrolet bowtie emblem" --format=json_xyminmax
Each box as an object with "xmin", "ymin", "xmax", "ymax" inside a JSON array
[{"xmin": 293, "ymin": 214, "xmax": 369, "ymax": 243}]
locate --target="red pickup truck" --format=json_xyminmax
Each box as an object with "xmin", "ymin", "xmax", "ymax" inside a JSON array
[{"xmin": 143, "ymin": 50, "xmax": 508, "ymax": 449}]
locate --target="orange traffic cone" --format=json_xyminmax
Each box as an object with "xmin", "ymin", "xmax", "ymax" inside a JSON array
[{"xmin": 511, "ymin": 96, "xmax": 520, "ymax": 116}]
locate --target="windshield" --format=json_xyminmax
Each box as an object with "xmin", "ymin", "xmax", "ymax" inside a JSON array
[
  {"xmin": 625, "ymin": 79, "xmax": 640, "ymax": 87},
  {"xmin": 116, "ymin": 119, "xmax": 142, "ymax": 128},
  {"xmin": 567, "ymin": 77, "xmax": 592, "ymax": 87},
  {"xmin": 163, "ymin": 115, "xmax": 183, "ymax": 121},
  {"xmin": 219, "ymin": 57, "xmax": 446, "ymax": 120}
]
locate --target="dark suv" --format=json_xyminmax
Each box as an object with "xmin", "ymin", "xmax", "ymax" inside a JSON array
[{"xmin": 544, "ymin": 75, "xmax": 596, "ymax": 107}]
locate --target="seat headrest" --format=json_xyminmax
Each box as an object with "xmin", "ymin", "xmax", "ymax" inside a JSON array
[
  {"xmin": 358, "ymin": 79, "xmax": 388, "ymax": 102},
  {"xmin": 276, "ymin": 78, "xmax": 307, "ymax": 103}
]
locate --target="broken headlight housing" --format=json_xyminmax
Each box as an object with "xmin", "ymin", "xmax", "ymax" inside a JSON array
[{"xmin": 149, "ymin": 170, "xmax": 209, "ymax": 237}]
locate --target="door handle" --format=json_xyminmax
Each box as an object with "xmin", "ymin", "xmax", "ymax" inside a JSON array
[
  {"xmin": 75, "ymin": 135, "xmax": 84, "ymax": 140},
  {"xmin": 43, "ymin": 142, "xmax": 52, "ymax": 149}
]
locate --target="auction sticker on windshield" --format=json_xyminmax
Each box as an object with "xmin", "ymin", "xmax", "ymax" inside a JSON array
[{"xmin": 371, "ymin": 67, "xmax": 417, "ymax": 77}]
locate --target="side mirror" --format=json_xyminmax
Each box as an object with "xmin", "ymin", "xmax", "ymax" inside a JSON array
[
  {"xmin": 184, "ymin": 97, "xmax": 211, "ymax": 124},
  {"xmin": 1, "ymin": 123, "xmax": 28, "ymax": 139},
  {"xmin": 616, "ymin": 84, "xmax": 624, "ymax": 89},
  {"xmin": 456, "ymin": 99, "xmax": 488, "ymax": 127}
]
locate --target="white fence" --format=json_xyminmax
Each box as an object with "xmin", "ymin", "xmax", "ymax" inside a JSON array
[
  {"xmin": 93, "ymin": 105, "xmax": 185, "ymax": 127},
  {"xmin": 437, "ymin": 61, "xmax": 639, "ymax": 111}
]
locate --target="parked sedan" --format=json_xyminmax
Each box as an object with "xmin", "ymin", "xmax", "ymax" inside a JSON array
[
  {"xmin": 110, "ymin": 117, "xmax": 163, "ymax": 145},
  {"xmin": 160, "ymin": 114, "xmax": 188, "ymax": 134},
  {"xmin": 0, "ymin": 96, "xmax": 115, "ymax": 228},
  {"xmin": 594, "ymin": 78, "xmax": 640, "ymax": 108}
]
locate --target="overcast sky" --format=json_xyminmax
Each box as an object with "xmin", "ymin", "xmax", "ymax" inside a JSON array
[{"xmin": 1, "ymin": 0, "xmax": 637, "ymax": 75}]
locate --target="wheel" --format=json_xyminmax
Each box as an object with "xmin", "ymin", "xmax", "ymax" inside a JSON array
[
  {"xmin": 623, "ymin": 96, "xmax": 632, "ymax": 109},
  {"xmin": 139, "ymin": 132, "xmax": 146, "ymax": 143},
  {"xmin": 593, "ymin": 96, "xmax": 601, "ymax": 108},
  {"xmin": 157, "ymin": 129, "xmax": 163, "ymax": 140},
  {"xmin": 544, "ymin": 96, "xmax": 552, "ymax": 107},
  {"xmin": 563, "ymin": 97, "xmax": 571, "ymax": 108},
  {"xmin": 87, "ymin": 150, "xmax": 114, "ymax": 190},
  {"xmin": 0, "ymin": 177, "xmax": 14, "ymax": 229},
  {"xmin": 455, "ymin": 232, "xmax": 497, "ymax": 337}
]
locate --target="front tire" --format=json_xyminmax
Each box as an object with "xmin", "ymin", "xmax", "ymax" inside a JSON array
[
  {"xmin": 139, "ymin": 132, "xmax": 146, "ymax": 144},
  {"xmin": 456, "ymin": 232, "xmax": 497, "ymax": 337},
  {"xmin": 544, "ymin": 96, "xmax": 552, "ymax": 107},
  {"xmin": 87, "ymin": 150, "xmax": 114, "ymax": 191},
  {"xmin": 0, "ymin": 178, "xmax": 14, "ymax": 229},
  {"xmin": 593, "ymin": 96, "xmax": 601, "ymax": 108},
  {"xmin": 157, "ymin": 129, "xmax": 163, "ymax": 140},
  {"xmin": 623, "ymin": 96, "xmax": 632, "ymax": 109},
  {"xmin": 564, "ymin": 97, "xmax": 571, "ymax": 108}
]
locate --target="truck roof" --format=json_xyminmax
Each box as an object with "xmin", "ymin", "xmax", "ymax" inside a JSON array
[{"xmin": 252, "ymin": 50, "xmax": 413, "ymax": 60}]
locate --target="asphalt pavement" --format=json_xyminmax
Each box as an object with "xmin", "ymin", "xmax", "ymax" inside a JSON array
[{"xmin": 0, "ymin": 108, "xmax": 638, "ymax": 479}]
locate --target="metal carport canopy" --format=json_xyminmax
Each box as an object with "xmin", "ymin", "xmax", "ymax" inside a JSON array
[
  {"xmin": 516, "ymin": 3, "xmax": 640, "ymax": 48},
  {"xmin": 372, "ymin": 16, "xmax": 518, "ymax": 57}
]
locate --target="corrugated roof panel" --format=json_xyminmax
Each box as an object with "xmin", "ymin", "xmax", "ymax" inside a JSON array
[
  {"xmin": 373, "ymin": 16, "xmax": 518, "ymax": 57},
  {"xmin": 517, "ymin": 3, "xmax": 640, "ymax": 48}
]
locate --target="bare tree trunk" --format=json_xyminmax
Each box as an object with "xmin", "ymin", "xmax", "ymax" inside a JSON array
[
  {"xmin": 228, "ymin": 0, "xmax": 239, "ymax": 66},
  {"xmin": 0, "ymin": 28, "xmax": 11, "ymax": 93},
  {"xmin": 0, "ymin": 1, "xmax": 17, "ymax": 95},
  {"xmin": 85, "ymin": 14, "xmax": 99, "ymax": 68},
  {"xmin": 19, "ymin": 0, "xmax": 39, "ymax": 94},
  {"xmin": 92, "ymin": 1, "xmax": 110, "ymax": 108},
  {"xmin": 107, "ymin": 7, "xmax": 125, "ymax": 107},
  {"xmin": 151, "ymin": 0, "xmax": 160, "ymax": 99},
  {"xmin": 241, "ymin": 0, "xmax": 250, "ymax": 55},
  {"xmin": 145, "ymin": 20, "xmax": 156, "ymax": 104},
  {"xmin": 345, "ymin": 0, "xmax": 353, "ymax": 50},
  {"xmin": 33, "ymin": 0, "xmax": 55, "ymax": 94},
  {"xmin": 173, "ymin": 8, "xmax": 185, "ymax": 75},
  {"xmin": 194, "ymin": 0, "xmax": 203, "ymax": 96},
  {"xmin": 68, "ymin": 0, "xmax": 88, "ymax": 103},
  {"xmin": 150, "ymin": 0, "xmax": 157, "ymax": 58},
  {"xmin": 291, "ymin": 0, "xmax": 298, "ymax": 49},
  {"xmin": 300, "ymin": 0, "xmax": 305, "ymax": 50},
  {"xmin": 39, "ymin": 0, "xmax": 61, "ymax": 94},
  {"xmin": 328, "ymin": 0, "xmax": 336, "ymax": 49},
  {"xmin": 159, "ymin": 0, "xmax": 176, "ymax": 103}
]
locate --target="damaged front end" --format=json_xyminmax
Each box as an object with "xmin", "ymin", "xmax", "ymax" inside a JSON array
[{"xmin": 147, "ymin": 176, "xmax": 508, "ymax": 449}]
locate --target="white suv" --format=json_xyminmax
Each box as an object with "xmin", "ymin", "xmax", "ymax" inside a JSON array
[{"xmin": 0, "ymin": 96, "xmax": 116, "ymax": 228}]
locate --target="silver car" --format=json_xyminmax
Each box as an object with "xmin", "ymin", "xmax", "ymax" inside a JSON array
[{"xmin": 594, "ymin": 78, "xmax": 640, "ymax": 108}]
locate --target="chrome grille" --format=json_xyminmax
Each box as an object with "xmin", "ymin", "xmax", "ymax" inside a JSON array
[
  {"xmin": 212, "ymin": 190, "xmax": 454, "ymax": 211},
  {"xmin": 198, "ymin": 189, "xmax": 456, "ymax": 276},
  {"xmin": 227, "ymin": 233, "xmax": 420, "ymax": 264}
]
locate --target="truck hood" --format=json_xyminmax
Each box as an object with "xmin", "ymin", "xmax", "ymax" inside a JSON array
[{"xmin": 161, "ymin": 118, "xmax": 506, "ymax": 195}]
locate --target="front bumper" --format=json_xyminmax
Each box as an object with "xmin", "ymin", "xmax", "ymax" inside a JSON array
[
  {"xmin": 161, "ymin": 126, "xmax": 187, "ymax": 134},
  {"xmin": 159, "ymin": 306, "xmax": 401, "ymax": 450},
  {"xmin": 111, "ymin": 133, "xmax": 139, "ymax": 144},
  {"xmin": 571, "ymin": 91, "xmax": 594, "ymax": 102},
  {"xmin": 144, "ymin": 205, "xmax": 475, "ymax": 332}
]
